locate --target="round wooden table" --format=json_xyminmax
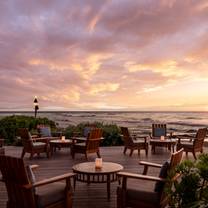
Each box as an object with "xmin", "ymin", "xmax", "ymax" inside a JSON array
[
  {"xmin": 50, "ymin": 139, "xmax": 73, "ymax": 155},
  {"xmin": 150, "ymin": 138, "xmax": 177, "ymax": 153},
  {"xmin": 72, "ymin": 162, "xmax": 123, "ymax": 199}
]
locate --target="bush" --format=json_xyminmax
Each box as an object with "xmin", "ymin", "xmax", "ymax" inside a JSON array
[
  {"xmin": 0, "ymin": 116, "xmax": 123, "ymax": 146},
  {"xmin": 166, "ymin": 154, "xmax": 208, "ymax": 208},
  {"xmin": 64, "ymin": 122, "xmax": 123, "ymax": 146},
  {"xmin": 0, "ymin": 115, "xmax": 57, "ymax": 144}
]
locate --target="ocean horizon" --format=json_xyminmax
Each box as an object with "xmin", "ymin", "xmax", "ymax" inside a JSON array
[{"xmin": 1, "ymin": 111, "xmax": 208, "ymax": 135}]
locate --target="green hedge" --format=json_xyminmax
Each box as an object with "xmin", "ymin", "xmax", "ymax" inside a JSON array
[
  {"xmin": 64, "ymin": 122, "xmax": 123, "ymax": 146},
  {"xmin": 0, "ymin": 116, "xmax": 123, "ymax": 146},
  {"xmin": 0, "ymin": 115, "xmax": 56, "ymax": 144}
]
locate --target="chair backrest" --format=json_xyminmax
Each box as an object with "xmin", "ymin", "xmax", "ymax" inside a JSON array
[
  {"xmin": 159, "ymin": 148, "xmax": 183, "ymax": 207},
  {"xmin": 152, "ymin": 124, "xmax": 167, "ymax": 137},
  {"xmin": 83, "ymin": 124, "xmax": 96, "ymax": 137},
  {"xmin": 18, "ymin": 128, "xmax": 33, "ymax": 150},
  {"xmin": 86, "ymin": 128, "xmax": 103, "ymax": 153},
  {"xmin": 120, "ymin": 127, "xmax": 134, "ymax": 146},
  {"xmin": 0, "ymin": 155, "xmax": 36, "ymax": 208},
  {"xmin": 194, "ymin": 128, "xmax": 207, "ymax": 150}
]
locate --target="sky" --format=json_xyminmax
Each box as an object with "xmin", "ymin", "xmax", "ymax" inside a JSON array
[{"xmin": 0, "ymin": 0, "xmax": 208, "ymax": 111}]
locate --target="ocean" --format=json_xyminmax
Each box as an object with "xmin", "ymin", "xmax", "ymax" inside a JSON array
[{"xmin": 0, "ymin": 111, "xmax": 208, "ymax": 135}]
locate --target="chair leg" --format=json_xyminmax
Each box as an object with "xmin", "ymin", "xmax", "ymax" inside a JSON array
[
  {"xmin": 129, "ymin": 149, "xmax": 134, "ymax": 156},
  {"xmin": 85, "ymin": 153, "xmax": 88, "ymax": 160},
  {"xmin": 46, "ymin": 150, "xmax": 50, "ymax": 158},
  {"xmin": 123, "ymin": 147, "xmax": 127, "ymax": 154},
  {"xmin": 21, "ymin": 149, "xmax": 25, "ymax": 159},
  {"xmin": 193, "ymin": 151, "xmax": 197, "ymax": 160},
  {"xmin": 186, "ymin": 152, "xmax": 188, "ymax": 157},
  {"xmin": 138, "ymin": 149, "xmax": 140, "ymax": 156},
  {"xmin": 145, "ymin": 147, "xmax": 148, "ymax": 156}
]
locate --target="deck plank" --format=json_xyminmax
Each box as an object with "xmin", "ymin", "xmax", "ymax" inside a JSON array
[{"xmin": 0, "ymin": 145, "xmax": 206, "ymax": 208}]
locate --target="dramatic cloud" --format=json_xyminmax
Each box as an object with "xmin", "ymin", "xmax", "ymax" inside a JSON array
[{"xmin": 0, "ymin": 0, "xmax": 208, "ymax": 111}]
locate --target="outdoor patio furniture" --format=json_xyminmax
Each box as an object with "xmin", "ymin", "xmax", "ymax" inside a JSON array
[
  {"xmin": 37, "ymin": 125, "xmax": 62, "ymax": 139},
  {"xmin": 50, "ymin": 139, "xmax": 73, "ymax": 156},
  {"xmin": 176, "ymin": 128, "xmax": 207, "ymax": 159},
  {"xmin": 0, "ymin": 155, "xmax": 75, "ymax": 208},
  {"xmin": 117, "ymin": 148, "xmax": 183, "ymax": 208},
  {"xmin": 150, "ymin": 124, "xmax": 173, "ymax": 153},
  {"xmin": 72, "ymin": 162, "xmax": 123, "ymax": 199},
  {"xmin": 19, "ymin": 128, "xmax": 50, "ymax": 159},
  {"xmin": 120, "ymin": 127, "xmax": 148, "ymax": 156},
  {"xmin": 71, "ymin": 128, "xmax": 103, "ymax": 160},
  {"xmin": 73, "ymin": 124, "xmax": 96, "ymax": 138}
]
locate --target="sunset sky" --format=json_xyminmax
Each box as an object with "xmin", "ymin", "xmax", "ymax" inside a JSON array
[{"xmin": 0, "ymin": 0, "xmax": 208, "ymax": 111}]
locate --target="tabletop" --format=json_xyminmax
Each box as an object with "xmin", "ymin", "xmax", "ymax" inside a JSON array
[{"xmin": 72, "ymin": 162, "xmax": 123, "ymax": 174}]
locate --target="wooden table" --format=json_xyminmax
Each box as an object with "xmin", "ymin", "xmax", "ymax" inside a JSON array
[
  {"xmin": 50, "ymin": 139, "xmax": 73, "ymax": 155},
  {"xmin": 150, "ymin": 138, "xmax": 177, "ymax": 153},
  {"xmin": 71, "ymin": 137, "xmax": 104, "ymax": 143},
  {"xmin": 72, "ymin": 162, "xmax": 123, "ymax": 199}
]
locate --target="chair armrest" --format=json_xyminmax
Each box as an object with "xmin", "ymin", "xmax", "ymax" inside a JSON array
[
  {"xmin": 23, "ymin": 173, "xmax": 76, "ymax": 189},
  {"xmin": 177, "ymin": 135, "xmax": 195, "ymax": 143},
  {"xmin": 117, "ymin": 171, "xmax": 165, "ymax": 182},
  {"xmin": 31, "ymin": 135, "xmax": 39, "ymax": 139},
  {"xmin": 139, "ymin": 161, "xmax": 163, "ymax": 175},
  {"xmin": 139, "ymin": 161, "xmax": 163, "ymax": 168},
  {"xmin": 29, "ymin": 164, "xmax": 39, "ymax": 171}
]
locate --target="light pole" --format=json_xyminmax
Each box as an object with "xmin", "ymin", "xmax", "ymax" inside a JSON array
[{"xmin": 33, "ymin": 96, "xmax": 39, "ymax": 118}]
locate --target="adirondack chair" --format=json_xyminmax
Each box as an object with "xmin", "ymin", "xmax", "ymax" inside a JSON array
[
  {"xmin": 117, "ymin": 148, "xmax": 183, "ymax": 208},
  {"xmin": 150, "ymin": 124, "xmax": 171, "ymax": 153},
  {"xmin": 71, "ymin": 128, "xmax": 103, "ymax": 160},
  {"xmin": 176, "ymin": 128, "xmax": 207, "ymax": 159},
  {"xmin": 18, "ymin": 128, "xmax": 50, "ymax": 159},
  {"xmin": 0, "ymin": 155, "xmax": 75, "ymax": 208},
  {"xmin": 37, "ymin": 125, "xmax": 62, "ymax": 139},
  {"xmin": 120, "ymin": 127, "xmax": 148, "ymax": 156}
]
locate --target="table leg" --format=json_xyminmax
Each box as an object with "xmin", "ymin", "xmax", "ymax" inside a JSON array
[
  {"xmin": 168, "ymin": 144, "xmax": 171, "ymax": 151},
  {"xmin": 172, "ymin": 144, "xmax": 175, "ymax": 152},
  {"xmin": 107, "ymin": 174, "xmax": 110, "ymax": 200}
]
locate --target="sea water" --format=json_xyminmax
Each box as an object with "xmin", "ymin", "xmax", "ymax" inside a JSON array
[{"xmin": 0, "ymin": 111, "xmax": 208, "ymax": 135}]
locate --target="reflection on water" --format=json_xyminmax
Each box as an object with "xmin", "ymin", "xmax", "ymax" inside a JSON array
[{"xmin": 0, "ymin": 111, "xmax": 208, "ymax": 135}]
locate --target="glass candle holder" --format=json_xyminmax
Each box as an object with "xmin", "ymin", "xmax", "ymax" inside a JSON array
[
  {"xmin": 95, "ymin": 158, "xmax": 102, "ymax": 169},
  {"xmin": 160, "ymin": 136, "xmax": 165, "ymax": 141},
  {"xmin": 61, "ymin": 136, "xmax": 65, "ymax": 141}
]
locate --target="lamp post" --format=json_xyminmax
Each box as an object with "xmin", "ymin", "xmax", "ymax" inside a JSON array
[{"xmin": 33, "ymin": 96, "xmax": 39, "ymax": 118}]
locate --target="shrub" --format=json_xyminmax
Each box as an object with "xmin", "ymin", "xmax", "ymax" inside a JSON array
[
  {"xmin": 166, "ymin": 154, "xmax": 208, "ymax": 208},
  {"xmin": 0, "ymin": 115, "xmax": 57, "ymax": 144},
  {"xmin": 64, "ymin": 122, "xmax": 123, "ymax": 146}
]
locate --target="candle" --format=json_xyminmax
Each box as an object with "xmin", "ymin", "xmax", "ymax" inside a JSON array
[
  {"xmin": 61, "ymin": 136, "xmax": 65, "ymax": 141},
  {"xmin": 95, "ymin": 158, "xmax": 102, "ymax": 169},
  {"xmin": 160, "ymin": 136, "xmax": 165, "ymax": 141}
]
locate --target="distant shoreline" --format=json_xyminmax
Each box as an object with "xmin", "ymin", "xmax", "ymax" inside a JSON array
[{"xmin": 0, "ymin": 110, "xmax": 208, "ymax": 113}]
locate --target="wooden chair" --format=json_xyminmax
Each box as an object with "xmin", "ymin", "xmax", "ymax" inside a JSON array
[
  {"xmin": 0, "ymin": 155, "xmax": 75, "ymax": 208},
  {"xmin": 19, "ymin": 128, "xmax": 50, "ymax": 159},
  {"xmin": 72, "ymin": 123, "xmax": 96, "ymax": 138},
  {"xmin": 150, "ymin": 124, "xmax": 170, "ymax": 153},
  {"xmin": 0, "ymin": 138, "xmax": 5, "ymax": 155},
  {"xmin": 71, "ymin": 128, "xmax": 103, "ymax": 160},
  {"xmin": 151, "ymin": 124, "xmax": 167, "ymax": 137},
  {"xmin": 176, "ymin": 128, "xmax": 207, "ymax": 159},
  {"xmin": 120, "ymin": 127, "xmax": 148, "ymax": 156},
  {"xmin": 117, "ymin": 148, "xmax": 184, "ymax": 208},
  {"xmin": 37, "ymin": 125, "xmax": 62, "ymax": 139}
]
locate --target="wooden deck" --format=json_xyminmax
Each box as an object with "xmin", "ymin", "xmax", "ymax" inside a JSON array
[{"xmin": 1, "ymin": 145, "xmax": 207, "ymax": 208}]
